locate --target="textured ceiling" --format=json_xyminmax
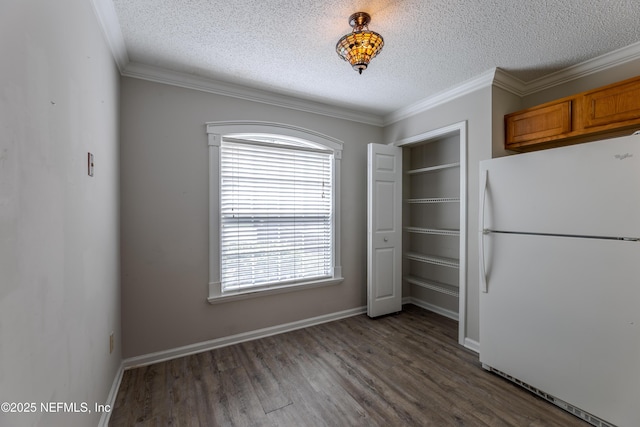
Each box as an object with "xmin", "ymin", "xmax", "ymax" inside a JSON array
[{"xmin": 111, "ymin": 0, "xmax": 640, "ymax": 117}]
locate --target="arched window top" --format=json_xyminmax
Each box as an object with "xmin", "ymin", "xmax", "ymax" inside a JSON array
[
  {"xmin": 206, "ymin": 121, "xmax": 343, "ymax": 158},
  {"xmin": 227, "ymin": 133, "xmax": 327, "ymax": 151}
]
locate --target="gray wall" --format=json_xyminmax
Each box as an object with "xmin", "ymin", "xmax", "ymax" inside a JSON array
[
  {"xmin": 0, "ymin": 0, "xmax": 121, "ymax": 426},
  {"xmin": 492, "ymin": 86, "xmax": 522, "ymax": 158},
  {"xmin": 120, "ymin": 77, "xmax": 383, "ymax": 357},
  {"xmin": 383, "ymin": 87, "xmax": 493, "ymax": 344}
]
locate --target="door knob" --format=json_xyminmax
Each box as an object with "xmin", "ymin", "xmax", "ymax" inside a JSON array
[{"xmin": 384, "ymin": 237, "xmax": 388, "ymax": 242}]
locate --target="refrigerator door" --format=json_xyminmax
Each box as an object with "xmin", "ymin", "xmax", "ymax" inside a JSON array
[
  {"xmin": 480, "ymin": 232, "xmax": 640, "ymax": 427},
  {"xmin": 480, "ymin": 134, "xmax": 640, "ymax": 238}
]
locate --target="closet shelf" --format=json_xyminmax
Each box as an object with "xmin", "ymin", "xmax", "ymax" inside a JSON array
[
  {"xmin": 404, "ymin": 227, "xmax": 459, "ymax": 236},
  {"xmin": 407, "ymin": 162, "xmax": 460, "ymax": 175},
  {"xmin": 405, "ymin": 252, "xmax": 459, "ymax": 269},
  {"xmin": 404, "ymin": 275, "xmax": 459, "ymax": 297},
  {"xmin": 405, "ymin": 197, "xmax": 460, "ymax": 204}
]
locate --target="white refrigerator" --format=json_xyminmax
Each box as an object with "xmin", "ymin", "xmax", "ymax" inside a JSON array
[{"xmin": 479, "ymin": 134, "xmax": 640, "ymax": 427}]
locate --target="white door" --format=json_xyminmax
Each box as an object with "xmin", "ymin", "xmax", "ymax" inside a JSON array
[{"xmin": 367, "ymin": 143, "xmax": 402, "ymax": 317}]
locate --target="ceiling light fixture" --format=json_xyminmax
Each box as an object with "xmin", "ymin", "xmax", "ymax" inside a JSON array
[{"xmin": 336, "ymin": 12, "xmax": 384, "ymax": 75}]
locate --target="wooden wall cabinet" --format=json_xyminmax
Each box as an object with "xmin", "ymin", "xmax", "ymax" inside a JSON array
[
  {"xmin": 506, "ymin": 100, "xmax": 572, "ymax": 144},
  {"xmin": 505, "ymin": 75, "xmax": 640, "ymax": 151},
  {"xmin": 582, "ymin": 78, "xmax": 640, "ymax": 129}
]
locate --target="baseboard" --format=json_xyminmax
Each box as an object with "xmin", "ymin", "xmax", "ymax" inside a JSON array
[
  {"xmin": 406, "ymin": 297, "xmax": 459, "ymax": 321},
  {"xmin": 98, "ymin": 362, "xmax": 125, "ymax": 427},
  {"xmin": 122, "ymin": 306, "xmax": 367, "ymax": 370},
  {"xmin": 464, "ymin": 337, "xmax": 480, "ymax": 354}
]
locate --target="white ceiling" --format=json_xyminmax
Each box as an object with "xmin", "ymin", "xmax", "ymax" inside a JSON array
[{"xmin": 105, "ymin": 0, "xmax": 640, "ymax": 122}]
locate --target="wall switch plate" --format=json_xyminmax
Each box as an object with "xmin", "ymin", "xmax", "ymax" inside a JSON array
[{"xmin": 88, "ymin": 152, "xmax": 94, "ymax": 177}]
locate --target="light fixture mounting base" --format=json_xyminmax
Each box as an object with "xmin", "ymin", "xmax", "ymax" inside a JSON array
[{"xmin": 348, "ymin": 12, "xmax": 371, "ymax": 29}]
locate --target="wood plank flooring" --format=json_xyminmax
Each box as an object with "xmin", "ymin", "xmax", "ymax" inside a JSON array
[{"xmin": 109, "ymin": 305, "xmax": 589, "ymax": 426}]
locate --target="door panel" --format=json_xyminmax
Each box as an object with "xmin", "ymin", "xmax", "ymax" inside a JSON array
[
  {"xmin": 480, "ymin": 134, "xmax": 640, "ymax": 238},
  {"xmin": 480, "ymin": 233, "xmax": 640, "ymax": 427},
  {"xmin": 374, "ymin": 181, "xmax": 395, "ymax": 231},
  {"xmin": 367, "ymin": 143, "xmax": 402, "ymax": 317},
  {"xmin": 374, "ymin": 247, "xmax": 395, "ymax": 298}
]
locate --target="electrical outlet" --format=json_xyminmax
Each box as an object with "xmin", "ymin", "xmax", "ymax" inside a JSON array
[{"xmin": 109, "ymin": 332, "xmax": 114, "ymax": 354}]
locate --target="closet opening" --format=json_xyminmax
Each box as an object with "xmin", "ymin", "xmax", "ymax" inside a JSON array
[{"xmin": 396, "ymin": 121, "xmax": 467, "ymax": 344}]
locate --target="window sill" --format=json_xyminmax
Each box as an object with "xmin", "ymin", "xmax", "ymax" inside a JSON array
[{"xmin": 207, "ymin": 277, "xmax": 344, "ymax": 305}]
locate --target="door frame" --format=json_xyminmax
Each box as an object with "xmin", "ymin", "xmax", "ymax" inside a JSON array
[{"xmin": 393, "ymin": 121, "xmax": 468, "ymax": 346}]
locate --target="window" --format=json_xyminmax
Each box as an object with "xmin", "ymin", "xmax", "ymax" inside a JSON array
[
  {"xmin": 207, "ymin": 122, "xmax": 343, "ymax": 303},
  {"xmin": 220, "ymin": 137, "xmax": 332, "ymax": 290}
]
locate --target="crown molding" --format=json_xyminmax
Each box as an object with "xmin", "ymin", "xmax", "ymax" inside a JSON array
[
  {"xmin": 89, "ymin": 0, "xmax": 129, "ymax": 72},
  {"xmin": 520, "ymin": 40, "xmax": 640, "ymax": 95},
  {"xmin": 385, "ymin": 41, "xmax": 640, "ymax": 124},
  {"xmin": 492, "ymin": 68, "xmax": 528, "ymax": 96},
  {"xmin": 122, "ymin": 62, "xmax": 385, "ymax": 127},
  {"xmin": 383, "ymin": 68, "xmax": 498, "ymax": 126}
]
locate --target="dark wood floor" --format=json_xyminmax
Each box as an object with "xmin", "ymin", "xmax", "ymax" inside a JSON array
[{"xmin": 109, "ymin": 305, "xmax": 589, "ymax": 426}]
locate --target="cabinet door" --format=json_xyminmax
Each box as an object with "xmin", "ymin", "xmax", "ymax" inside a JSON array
[
  {"xmin": 582, "ymin": 77, "xmax": 640, "ymax": 129},
  {"xmin": 505, "ymin": 100, "xmax": 571, "ymax": 147}
]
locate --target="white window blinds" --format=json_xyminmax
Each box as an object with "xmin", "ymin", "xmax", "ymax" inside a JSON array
[{"xmin": 220, "ymin": 138, "xmax": 333, "ymax": 292}]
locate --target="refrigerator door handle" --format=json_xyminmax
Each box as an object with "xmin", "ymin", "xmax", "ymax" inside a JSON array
[{"xmin": 480, "ymin": 169, "xmax": 489, "ymax": 293}]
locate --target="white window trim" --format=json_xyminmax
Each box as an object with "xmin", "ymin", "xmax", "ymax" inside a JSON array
[{"xmin": 206, "ymin": 121, "xmax": 343, "ymax": 304}]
